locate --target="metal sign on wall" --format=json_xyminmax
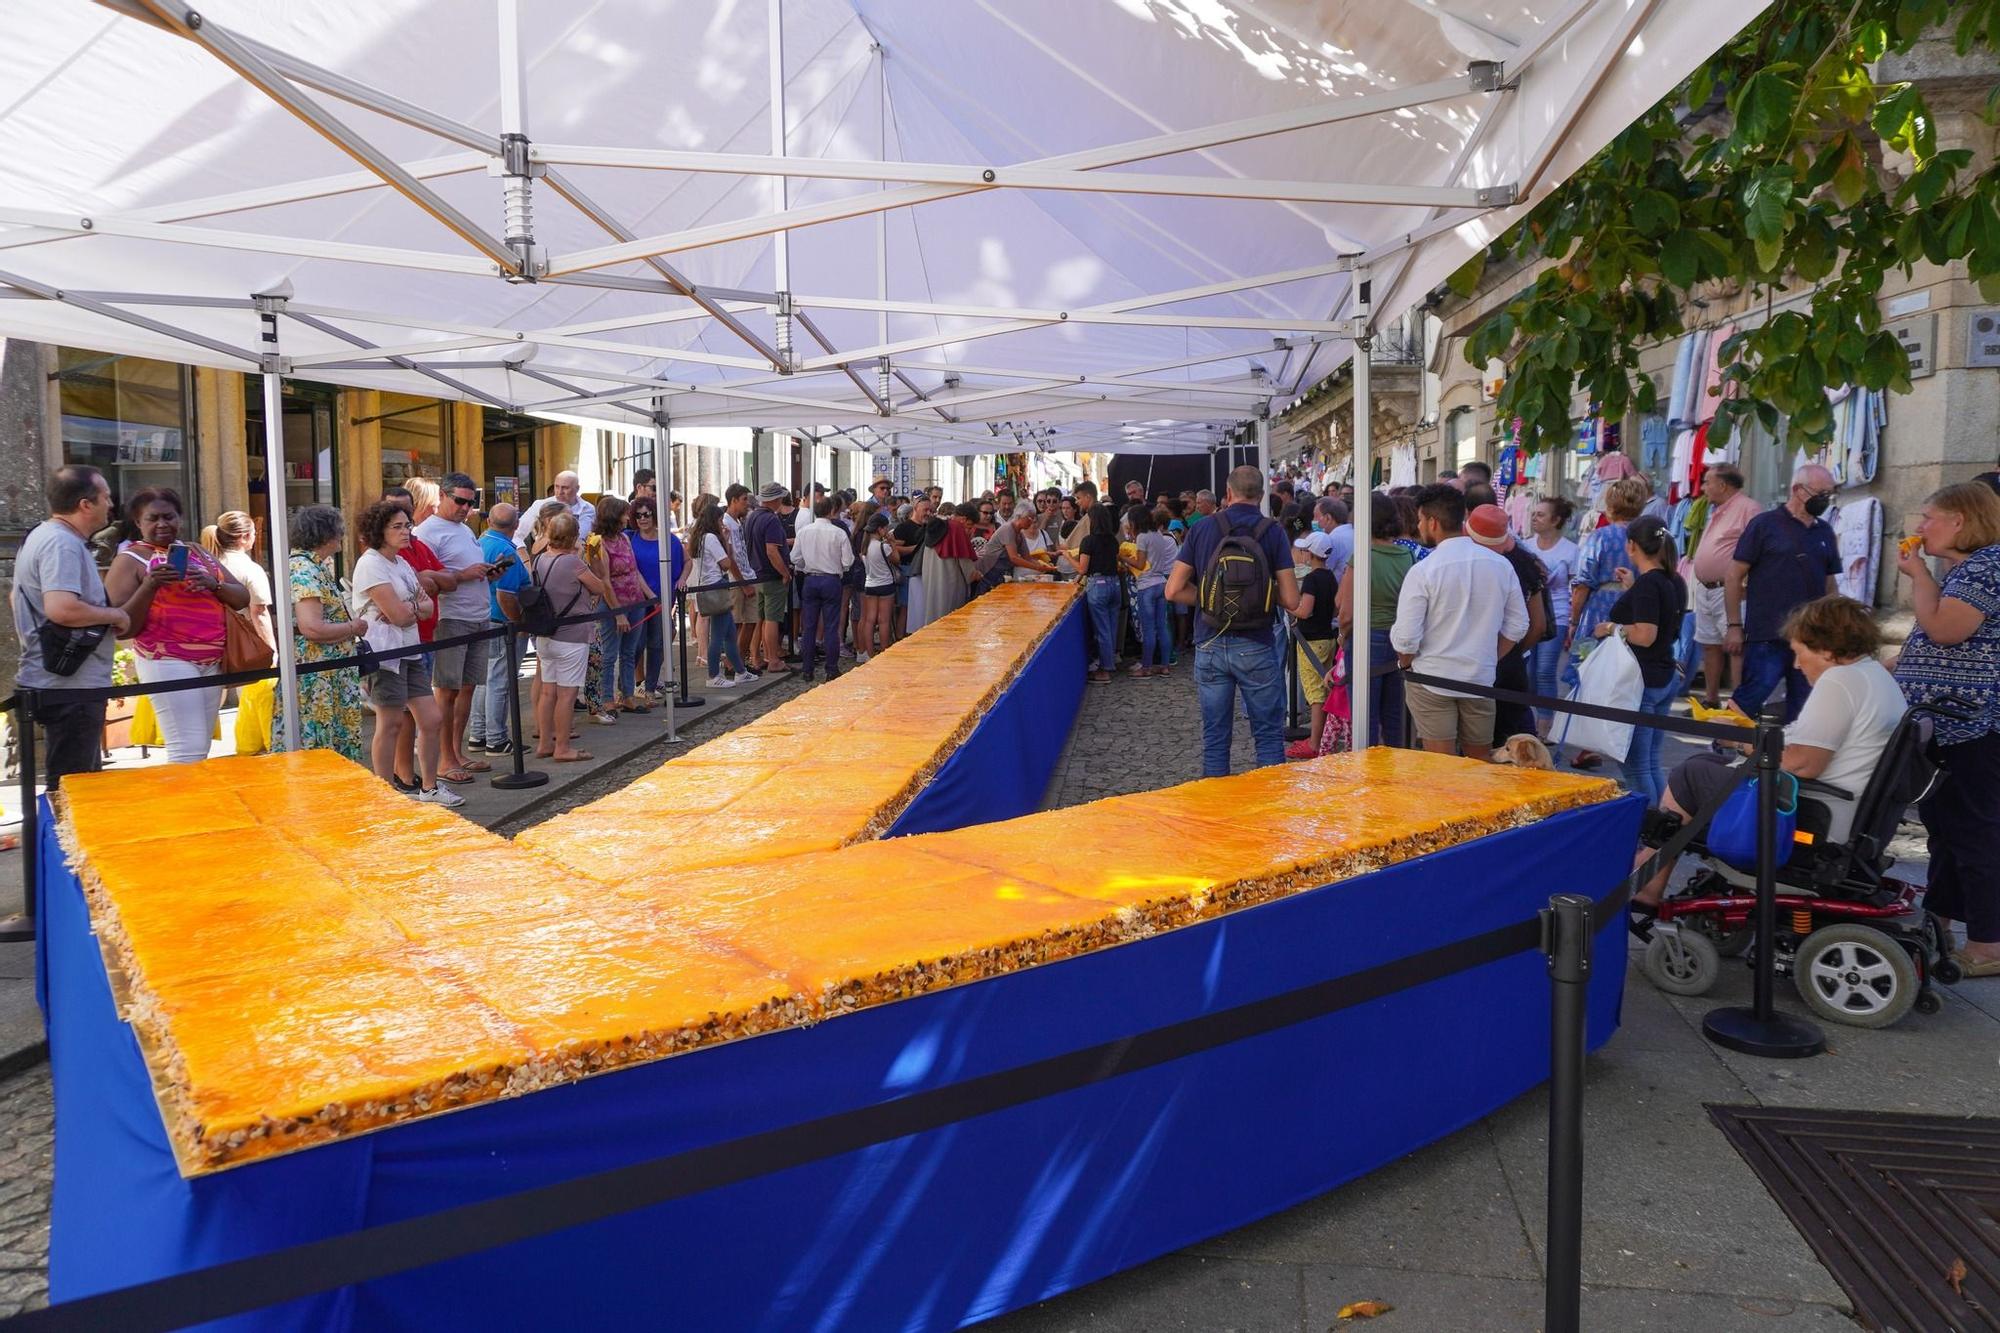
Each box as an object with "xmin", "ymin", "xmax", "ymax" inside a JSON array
[
  {"xmin": 1968, "ymin": 308, "xmax": 2000, "ymax": 369},
  {"xmin": 1887, "ymin": 312, "xmax": 1936, "ymax": 379}
]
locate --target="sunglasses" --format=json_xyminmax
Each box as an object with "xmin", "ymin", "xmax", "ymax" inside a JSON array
[{"xmin": 447, "ymin": 492, "xmax": 477, "ymax": 508}]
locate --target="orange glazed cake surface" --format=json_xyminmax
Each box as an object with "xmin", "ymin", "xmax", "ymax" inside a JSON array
[{"xmin": 58, "ymin": 593, "xmax": 1618, "ymax": 1175}]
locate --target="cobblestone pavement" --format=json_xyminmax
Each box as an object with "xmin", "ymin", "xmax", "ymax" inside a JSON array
[
  {"xmin": 1044, "ymin": 649, "xmax": 1264, "ymax": 809},
  {"xmin": 0, "ymin": 1065, "xmax": 49, "ymax": 1316}
]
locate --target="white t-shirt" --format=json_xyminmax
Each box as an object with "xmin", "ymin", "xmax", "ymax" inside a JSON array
[
  {"xmin": 863, "ymin": 535, "xmax": 896, "ymax": 588},
  {"xmin": 722, "ymin": 512, "xmax": 752, "ymax": 571},
  {"xmin": 1784, "ymin": 657, "xmax": 1905, "ymax": 842},
  {"xmin": 414, "ymin": 514, "xmax": 490, "ymax": 621},
  {"xmin": 697, "ymin": 532, "xmax": 730, "ymax": 588},
  {"xmin": 1389, "ymin": 536, "xmax": 1530, "ymax": 693},
  {"xmin": 1529, "ymin": 537, "xmax": 1581, "ymax": 628},
  {"xmin": 350, "ymin": 548, "xmax": 421, "ymax": 654}
]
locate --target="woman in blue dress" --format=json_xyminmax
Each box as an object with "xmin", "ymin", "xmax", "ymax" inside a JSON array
[{"xmin": 1562, "ymin": 479, "xmax": 1648, "ymax": 692}]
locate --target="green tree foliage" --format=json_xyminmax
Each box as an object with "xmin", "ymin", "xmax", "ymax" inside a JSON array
[{"xmin": 1459, "ymin": 0, "xmax": 2000, "ymax": 452}]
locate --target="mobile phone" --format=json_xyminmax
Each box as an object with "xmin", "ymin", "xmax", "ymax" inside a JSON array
[
  {"xmin": 166, "ymin": 543, "xmax": 190, "ymax": 576},
  {"xmin": 489, "ymin": 552, "xmax": 516, "ymax": 577}
]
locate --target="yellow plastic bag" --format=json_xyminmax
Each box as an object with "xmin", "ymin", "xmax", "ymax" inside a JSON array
[
  {"xmin": 129, "ymin": 695, "xmax": 226, "ymax": 750},
  {"xmin": 235, "ymin": 679, "xmax": 276, "ymax": 755}
]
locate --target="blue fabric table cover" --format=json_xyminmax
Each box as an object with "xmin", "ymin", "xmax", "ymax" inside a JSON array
[
  {"xmin": 886, "ymin": 598, "xmax": 1086, "ymax": 836},
  {"xmin": 42, "ymin": 787, "xmax": 1640, "ymax": 1332}
]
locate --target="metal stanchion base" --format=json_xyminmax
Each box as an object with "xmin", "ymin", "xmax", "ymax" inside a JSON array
[
  {"xmin": 490, "ymin": 770, "xmax": 550, "ymax": 790},
  {"xmin": 1702, "ymin": 1006, "xmax": 1825, "ymax": 1059},
  {"xmin": 0, "ymin": 918, "xmax": 33, "ymax": 944}
]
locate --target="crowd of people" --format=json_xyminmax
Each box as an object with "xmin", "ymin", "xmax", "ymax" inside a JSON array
[{"xmin": 11, "ymin": 452, "xmax": 1999, "ymax": 976}]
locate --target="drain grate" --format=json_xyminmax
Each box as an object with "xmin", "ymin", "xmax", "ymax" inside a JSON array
[{"xmin": 1708, "ymin": 1105, "xmax": 2000, "ymax": 1332}]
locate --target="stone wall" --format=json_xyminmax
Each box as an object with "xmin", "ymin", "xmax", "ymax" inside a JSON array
[{"xmin": 0, "ymin": 342, "xmax": 52, "ymax": 699}]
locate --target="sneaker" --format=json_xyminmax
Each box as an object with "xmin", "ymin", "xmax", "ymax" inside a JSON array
[
  {"xmin": 389, "ymin": 775, "xmax": 418, "ymax": 794},
  {"xmin": 707, "ymin": 674, "xmax": 737, "ymax": 689},
  {"xmin": 465, "ymin": 738, "xmax": 488, "ymax": 754},
  {"xmin": 412, "ymin": 785, "xmax": 466, "ymax": 808},
  {"xmin": 485, "ymin": 739, "xmax": 521, "ymax": 757},
  {"xmin": 1088, "ymin": 670, "xmax": 1112, "ymax": 684}
]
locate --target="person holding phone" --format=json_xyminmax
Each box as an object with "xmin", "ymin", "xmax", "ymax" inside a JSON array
[
  {"xmin": 351, "ymin": 500, "xmax": 458, "ymax": 806},
  {"xmin": 103, "ymin": 487, "xmax": 250, "ymax": 765}
]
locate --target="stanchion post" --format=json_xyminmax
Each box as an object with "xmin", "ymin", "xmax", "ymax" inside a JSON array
[
  {"xmin": 673, "ymin": 593, "xmax": 704, "ymax": 720},
  {"xmin": 489, "ymin": 624, "xmax": 547, "ymax": 791},
  {"xmin": 1542, "ymin": 892, "xmax": 1592, "ymax": 1333},
  {"xmin": 1702, "ymin": 708, "xmax": 1825, "ymax": 1058},
  {"xmin": 1, "ymin": 695, "xmax": 38, "ymax": 942},
  {"xmin": 1283, "ymin": 628, "xmax": 1309, "ymax": 743}
]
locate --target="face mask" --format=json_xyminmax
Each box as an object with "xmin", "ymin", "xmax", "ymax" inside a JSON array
[
  {"xmin": 1293, "ymin": 563, "xmax": 1312, "ymax": 580},
  {"xmin": 1803, "ymin": 493, "xmax": 1831, "ymax": 518}
]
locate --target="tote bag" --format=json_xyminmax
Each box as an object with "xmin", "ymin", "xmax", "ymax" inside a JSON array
[{"xmin": 1551, "ymin": 630, "xmax": 1643, "ymax": 761}]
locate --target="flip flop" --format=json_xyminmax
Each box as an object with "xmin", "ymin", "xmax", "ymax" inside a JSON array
[
  {"xmin": 461, "ymin": 759, "xmax": 493, "ymax": 772},
  {"xmin": 551, "ymin": 751, "xmax": 594, "ymax": 763},
  {"xmin": 1953, "ymin": 951, "xmax": 2000, "ymax": 978},
  {"xmin": 439, "ymin": 768, "xmax": 476, "ymax": 784}
]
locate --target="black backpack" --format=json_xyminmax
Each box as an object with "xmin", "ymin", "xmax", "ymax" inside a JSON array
[
  {"xmin": 1197, "ymin": 511, "xmax": 1279, "ymax": 633},
  {"xmin": 518, "ymin": 553, "xmax": 582, "ymax": 638}
]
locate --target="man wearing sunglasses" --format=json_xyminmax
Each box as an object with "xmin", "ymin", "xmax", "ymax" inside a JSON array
[
  {"xmin": 414, "ymin": 472, "xmax": 497, "ymax": 784},
  {"xmin": 1724, "ymin": 462, "xmax": 1842, "ymax": 722}
]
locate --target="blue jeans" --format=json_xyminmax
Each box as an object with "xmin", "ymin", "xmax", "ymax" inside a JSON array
[
  {"xmin": 597, "ymin": 616, "xmax": 644, "ymax": 700},
  {"xmin": 1736, "ymin": 638, "xmax": 1809, "ymax": 722},
  {"xmin": 1364, "ymin": 626, "xmax": 1405, "ymax": 748},
  {"xmin": 1085, "ymin": 576, "xmax": 1121, "ymax": 672},
  {"xmin": 801, "ymin": 573, "xmax": 844, "ymax": 676},
  {"xmin": 638, "ymin": 609, "xmax": 665, "ymax": 693},
  {"xmin": 1195, "ymin": 632, "xmax": 1286, "ymax": 776},
  {"xmin": 706, "ymin": 606, "xmax": 745, "ymax": 678},
  {"xmin": 1620, "ymin": 676, "xmax": 1680, "ymax": 806},
  {"xmin": 1134, "ymin": 584, "xmax": 1168, "ymax": 668},
  {"xmin": 471, "ymin": 621, "xmax": 523, "ymax": 746},
  {"xmin": 1532, "ymin": 633, "xmax": 1565, "ymax": 729}
]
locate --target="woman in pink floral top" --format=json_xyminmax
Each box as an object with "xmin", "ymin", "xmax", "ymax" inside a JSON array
[{"xmin": 587, "ymin": 494, "xmax": 652, "ymax": 716}]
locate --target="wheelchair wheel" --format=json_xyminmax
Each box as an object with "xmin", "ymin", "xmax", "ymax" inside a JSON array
[
  {"xmin": 1794, "ymin": 925, "xmax": 1918, "ymax": 1029},
  {"xmin": 1644, "ymin": 929, "xmax": 1720, "ymax": 997},
  {"xmin": 1914, "ymin": 991, "xmax": 1943, "ymax": 1016}
]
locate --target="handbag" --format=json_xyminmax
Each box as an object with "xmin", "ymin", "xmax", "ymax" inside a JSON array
[
  {"xmin": 29, "ymin": 606, "xmax": 107, "ymax": 677},
  {"xmin": 221, "ymin": 606, "xmax": 273, "ymax": 674},
  {"xmin": 695, "ymin": 586, "xmax": 733, "ymax": 616},
  {"xmin": 1706, "ymin": 771, "xmax": 1799, "ymax": 871}
]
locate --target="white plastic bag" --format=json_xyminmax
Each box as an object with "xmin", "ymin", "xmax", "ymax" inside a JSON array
[{"xmin": 1553, "ymin": 631, "xmax": 1643, "ymax": 761}]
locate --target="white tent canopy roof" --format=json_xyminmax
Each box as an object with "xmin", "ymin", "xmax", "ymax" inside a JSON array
[{"xmin": 1, "ymin": 0, "xmax": 1769, "ymax": 457}]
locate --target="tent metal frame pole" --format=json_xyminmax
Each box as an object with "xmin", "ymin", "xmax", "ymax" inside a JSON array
[
  {"xmin": 127, "ymin": 0, "xmax": 522, "ymax": 274},
  {"xmin": 652, "ymin": 400, "xmax": 683, "ymax": 738},
  {"xmin": 257, "ymin": 293, "xmax": 303, "ymax": 753},
  {"xmin": 0, "ymin": 206, "xmax": 496, "ymax": 277},
  {"xmin": 1520, "ymin": 0, "xmax": 1664, "ymax": 193},
  {"xmin": 1349, "ymin": 267, "xmax": 1373, "ymax": 749},
  {"xmin": 769, "ymin": 0, "xmax": 791, "ymax": 302},
  {"xmin": 0, "ymin": 266, "xmax": 261, "ymax": 366},
  {"xmin": 542, "ymin": 73, "xmax": 1485, "ymax": 275},
  {"xmin": 528, "ymin": 145, "xmax": 1511, "ymax": 210}
]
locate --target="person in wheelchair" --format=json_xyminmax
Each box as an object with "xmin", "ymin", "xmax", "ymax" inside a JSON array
[{"xmin": 1630, "ymin": 595, "xmax": 1905, "ymax": 928}]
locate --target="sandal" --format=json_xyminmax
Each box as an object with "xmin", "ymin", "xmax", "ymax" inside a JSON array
[
  {"xmin": 551, "ymin": 750, "xmax": 594, "ymax": 763},
  {"xmin": 461, "ymin": 758, "xmax": 493, "ymax": 773},
  {"xmin": 1953, "ymin": 950, "xmax": 2000, "ymax": 978},
  {"xmin": 439, "ymin": 768, "xmax": 476, "ymax": 785}
]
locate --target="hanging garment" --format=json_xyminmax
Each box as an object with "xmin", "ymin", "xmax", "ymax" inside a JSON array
[
  {"xmin": 1686, "ymin": 420, "xmax": 1712, "ymax": 497},
  {"xmin": 1669, "ymin": 427, "xmax": 1697, "ymax": 497},
  {"xmin": 1495, "ymin": 443, "xmax": 1522, "ymax": 493},
  {"xmin": 1388, "ymin": 445, "xmax": 1417, "ymax": 489},
  {"xmin": 1834, "ymin": 497, "xmax": 1883, "ymax": 604},
  {"xmin": 1639, "ymin": 416, "xmax": 1671, "ymax": 473},
  {"xmin": 1666, "ymin": 333, "xmax": 1700, "ymax": 429},
  {"xmin": 1504, "ymin": 488, "xmax": 1535, "ymax": 537}
]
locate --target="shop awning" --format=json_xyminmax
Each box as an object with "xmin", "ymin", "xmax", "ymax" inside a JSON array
[{"xmin": 0, "ymin": 0, "xmax": 1770, "ymax": 457}]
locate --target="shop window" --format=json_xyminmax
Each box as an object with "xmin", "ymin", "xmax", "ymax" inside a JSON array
[
  {"xmin": 378, "ymin": 393, "xmax": 448, "ymax": 490},
  {"xmin": 245, "ymin": 380, "xmax": 338, "ymax": 561},
  {"xmin": 483, "ymin": 409, "xmax": 539, "ymax": 513},
  {"xmin": 1446, "ymin": 407, "xmax": 1479, "ymax": 473},
  {"xmin": 53, "ymin": 350, "xmax": 194, "ymax": 538}
]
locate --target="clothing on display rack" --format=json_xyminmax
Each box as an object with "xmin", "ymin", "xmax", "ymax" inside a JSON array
[
  {"xmin": 1388, "ymin": 445, "xmax": 1417, "ymax": 489},
  {"xmin": 1833, "ymin": 497, "xmax": 1882, "ymax": 604},
  {"xmin": 1639, "ymin": 415, "xmax": 1671, "ymax": 472}
]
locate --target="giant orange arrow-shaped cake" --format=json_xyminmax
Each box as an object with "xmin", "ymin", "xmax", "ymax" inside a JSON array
[{"xmin": 54, "ymin": 582, "xmax": 1616, "ymax": 1173}]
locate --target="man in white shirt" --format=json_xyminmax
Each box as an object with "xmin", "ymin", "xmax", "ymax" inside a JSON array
[
  {"xmin": 718, "ymin": 483, "xmax": 759, "ymax": 668},
  {"xmin": 413, "ymin": 471, "xmax": 495, "ymax": 784},
  {"xmin": 1390, "ymin": 483, "xmax": 1530, "ymax": 761},
  {"xmin": 516, "ymin": 471, "xmax": 596, "ymax": 551},
  {"xmin": 792, "ymin": 497, "xmax": 854, "ymax": 682}
]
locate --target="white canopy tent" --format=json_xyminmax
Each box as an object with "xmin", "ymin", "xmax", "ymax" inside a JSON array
[{"xmin": 1, "ymin": 0, "xmax": 1769, "ymax": 745}]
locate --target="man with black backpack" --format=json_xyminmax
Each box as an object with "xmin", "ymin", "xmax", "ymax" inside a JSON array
[{"xmin": 1165, "ymin": 466, "xmax": 1300, "ymax": 776}]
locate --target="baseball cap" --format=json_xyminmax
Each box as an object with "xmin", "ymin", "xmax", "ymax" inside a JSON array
[
  {"xmin": 1292, "ymin": 530, "xmax": 1335, "ymax": 560},
  {"xmin": 1467, "ymin": 504, "xmax": 1512, "ymax": 550},
  {"xmin": 756, "ymin": 481, "xmax": 790, "ymax": 502}
]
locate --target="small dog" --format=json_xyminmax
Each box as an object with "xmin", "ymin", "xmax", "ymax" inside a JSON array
[{"xmin": 1492, "ymin": 733, "xmax": 1555, "ymax": 770}]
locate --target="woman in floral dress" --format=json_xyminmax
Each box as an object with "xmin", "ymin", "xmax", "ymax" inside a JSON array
[{"xmin": 272, "ymin": 504, "xmax": 367, "ymax": 762}]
